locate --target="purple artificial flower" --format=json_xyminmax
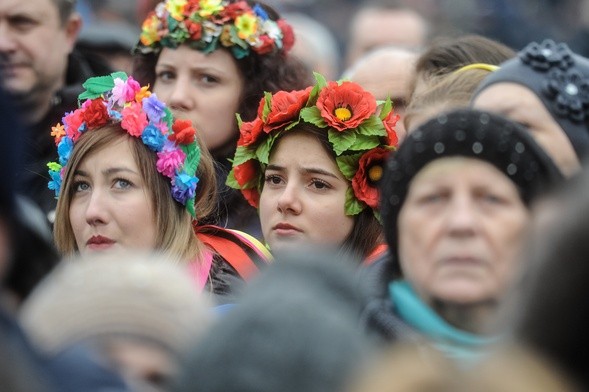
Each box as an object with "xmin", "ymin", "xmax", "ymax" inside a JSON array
[
  {"xmin": 143, "ymin": 94, "xmax": 167, "ymax": 123},
  {"xmin": 171, "ymin": 172, "xmax": 199, "ymax": 204}
]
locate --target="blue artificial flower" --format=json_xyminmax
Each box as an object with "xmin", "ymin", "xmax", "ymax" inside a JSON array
[
  {"xmin": 171, "ymin": 172, "xmax": 199, "ymax": 204},
  {"xmin": 253, "ymin": 4, "xmax": 269, "ymax": 21},
  {"xmin": 57, "ymin": 137, "xmax": 74, "ymax": 166},
  {"xmin": 141, "ymin": 123, "xmax": 166, "ymax": 151},
  {"xmin": 48, "ymin": 169, "xmax": 62, "ymax": 197},
  {"xmin": 143, "ymin": 94, "xmax": 167, "ymax": 123}
]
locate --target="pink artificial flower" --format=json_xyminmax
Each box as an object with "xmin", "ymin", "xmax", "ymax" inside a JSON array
[
  {"xmin": 63, "ymin": 109, "xmax": 85, "ymax": 142},
  {"xmin": 112, "ymin": 77, "xmax": 141, "ymax": 106},
  {"xmin": 156, "ymin": 148, "xmax": 186, "ymax": 178},
  {"xmin": 121, "ymin": 102, "xmax": 148, "ymax": 137}
]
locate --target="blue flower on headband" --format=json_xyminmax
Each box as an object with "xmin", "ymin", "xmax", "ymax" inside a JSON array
[
  {"xmin": 172, "ymin": 172, "xmax": 198, "ymax": 205},
  {"xmin": 48, "ymin": 169, "xmax": 62, "ymax": 197},
  {"xmin": 57, "ymin": 137, "xmax": 74, "ymax": 166},
  {"xmin": 520, "ymin": 39, "xmax": 575, "ymax": 72},
  {"xmin": 141, "ymin": 124, "xmax": 166, "ymax": 151},
  {"xmin": 543, "ymin": 69, "xmax": 589, "ymax": 122}
]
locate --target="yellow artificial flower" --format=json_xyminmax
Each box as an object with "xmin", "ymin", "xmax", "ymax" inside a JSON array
[
  {"xmin": 235, "ymin": 12, "xmax": 257, "ymax": 40},
  {"xmin": 140, "ymin": 15, "xmax": 160, "ymax": 46},
  {"xmin": 199, "ymin": 0, "xmax": 224, "ymax": 17},
  {"xmin": 135, "ymin": 85, "xmax": 152, "ymax": 103},
  {"xmin": 165, "ymin": 0, "xmax": 188, "ymax": 21}
]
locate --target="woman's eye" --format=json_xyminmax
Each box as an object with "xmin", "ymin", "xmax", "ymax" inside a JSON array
[
  {"xmin": 311, "ymin": 179, "xmax": 330, "ymax": 190},
  {"xmin": 481, "ymin": 193, "xmax": 504, "ymax": 204},
  {"xmin": 200, "ymin": 75, "xmax": 219, "ymax": 84},
  {"xmin": 156, "ymin": 70, "xmax": 175, "ymax": 82},
  {"xmin": 264, "ymin": 174, "xmax": 282, "ymax": 185},
  {"xmin": 73, "ymin": 181, "xmax": 90, "ymax": 193},
  {"xmin": 113, "ymin": 178, "xmax": 132, "ymax": 189}
]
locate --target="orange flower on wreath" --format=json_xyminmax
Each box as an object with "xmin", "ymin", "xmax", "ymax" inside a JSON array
[
  {"xmin": 352, "ymin": 147, "xmax": 390, "ymax": 209},
  {"xmin": 262, "ymin": 86, "xmax": 312, "ymax": 132},
  {"xmin": 169, "ymin": 119, "xmax": 196, "ymax": 144},
  {"xmin": 316, "ymin": 81, "xmax": 377, "ymax": 131},
  {"xmin": 234, "ymin": 160, "xmax": 260, "ymax": 207}
]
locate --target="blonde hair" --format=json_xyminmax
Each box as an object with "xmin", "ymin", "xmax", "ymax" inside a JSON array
[{"xmin": 54, "ymin": 125, "xmax": 217, "ymax": 263}]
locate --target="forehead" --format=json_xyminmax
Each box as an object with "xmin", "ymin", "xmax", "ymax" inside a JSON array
[
  {"xmin": 270, "ymin": 132, "xmax": 336, "ymax": 164},
  {"xmin": 410, "ymin": 157, "xmax": 513, "ymax": 188},
  {"xmin": 78, "ymin": 136, "xmax": 139, "ymax": 169},
  {"xmin": 0, "ymin": 0, "xmax": 58, "ymax": 18},
  {"xmin": 157, "ymin": 45, "xmax": 240, "ymax": 71}
]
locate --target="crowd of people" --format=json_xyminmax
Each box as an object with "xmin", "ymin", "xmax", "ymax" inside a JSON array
[{"xmin": 2, "ymin": 0, "xmax": 589, "ymax": 391}]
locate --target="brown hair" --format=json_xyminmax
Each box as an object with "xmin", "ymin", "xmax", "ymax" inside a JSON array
[
  {"xmin": 408, "ymin": 34, "xmax": 516, "ymax": 102},
  {"xmin": 53, "ymin": 124, "xmax": 217, "ymax": 262},
  {"xmin": 265, "ymin": 123, "xmax": 383, "ymax": 261},
  {"xmin": 404, "ymin": 67, "xmax": 492, "ymax": 132}
]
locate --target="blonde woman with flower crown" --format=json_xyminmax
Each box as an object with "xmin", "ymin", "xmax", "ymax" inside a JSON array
[
  {"xmin": 49, "ymin": 73, "xmax": 270, "ymax": 302},
  {"xmin": 132, "ymin": 0, "xmax": 311, "ymax": 239},
  {"xmin": 227, "ymin": 74, "xmax": 400, "ymax": 262}
]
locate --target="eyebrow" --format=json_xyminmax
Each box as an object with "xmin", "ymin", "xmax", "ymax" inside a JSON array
[
  {"xmin": 266, "ymin": 164, "xmax": 341, "ymax": 180},
  {"xmin": 74, "ymin": 167, "xmax": 139, "ymax": 177}
]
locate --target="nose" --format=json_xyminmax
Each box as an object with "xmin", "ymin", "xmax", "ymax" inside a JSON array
[
  {"xmin": 167, "ymin": 79, "xmax": 195, "ymax": 112},
  {"xmin": 84, "ymin": 189, "xmax": 109, "ymax": 226},
  {"xmin": 0, "ymin": 24, "xmax": 17, "ymax": 54},
  {"xmin": 276, "ymin": 183, "xmax": 302, "ymax": 215},
  {"xmin": 445, "ymin": 194, "xmax": 478, "ymax": 237}
]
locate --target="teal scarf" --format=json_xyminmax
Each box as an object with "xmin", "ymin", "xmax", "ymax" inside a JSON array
[{"xmin": 389, "ymin": 280, "xmax": 499, "ymax": 364}]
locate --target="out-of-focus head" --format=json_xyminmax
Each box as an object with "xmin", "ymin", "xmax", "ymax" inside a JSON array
[
  {"xmin": 0, "ymin": 0, "xmax": 81, "ymax": 122},
  {"xmin": 50, "ymin": 73, "xmax": 216, "ymax": 260},
  {"xmin": 285, "ymin": 12, "xmax": 339, "ymax": 80},
  {"xmin": 411, "ymin": 34, "xmax": 515, "ymax": 99},
  {"xmin": 346, "ymin": 2, "xmax": 428, "ymax": 67},
  {"xmin": 227, "ymin": 74, "xmax": 399, "ymax": 257},
  {"xmin": 344, "ymin": 46, "xmax": 419, "ymax": 141},
  {"xmin": 473, "ymin": 39, "xmax": 589, "ymax": 177},
  {"xmin": 20, "ymin": 251, "xmax": 213, "ymax": 391},
  {"xmin": 404, "ymin": 64, "xmax": 498, "ymax": 132},
  {"xmin": 380, "ymin": 109, "xmax": 563, "ymax": 307}
]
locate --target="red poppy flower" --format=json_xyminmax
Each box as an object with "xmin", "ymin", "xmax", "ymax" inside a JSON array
[
  {"xmin": 352, "ymin": 147, "xmax": 390, "ymax": 209},
  {"xmin": 316, "ymin": 81, "xmax": 376, "ymax": 131},
  {"xmin": 234, "ymin": 160, "xmax": 260, "ymax": 207},
  {"xmin": 82, "ymin": 98, "xmax": 109, "ymax": 129},
  {"xmin": 263, "ymin": 87, "xmax": 312, "ymax": 132},
  {"xmin": 238, "ymin": 117, "xmax": 264, "ymax": 146},
  {"xmin": 383, "ymin": 110, "xmax": 400, "ymax": 147},
  {"xmin": 277, "ymin": 19, "xmax": 294, "ymax": 53},
  {"xmin": 169, "ymin": 119, "xmax": 196, "ymax": 145},
  {"xmin": 183, "ymin": 0, "xmax": 200, "ymax": 17}
]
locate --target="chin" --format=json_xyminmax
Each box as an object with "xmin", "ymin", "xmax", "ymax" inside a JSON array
[{"xmin": 432, "ymin": 282, "xmax": 494, "ymax": 305}]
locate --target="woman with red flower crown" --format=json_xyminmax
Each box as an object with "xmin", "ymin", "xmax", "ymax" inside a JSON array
[
  {"xmin": 49, "ymin": 73, "xmax": 271, "ymax": 303},
  {"xmin": 227, "ymin": 73, "xmax": 400, "ymax": 262},
  {"xmin": 132, "ymin": 0, "xmax": 312, "ymax": 240}
]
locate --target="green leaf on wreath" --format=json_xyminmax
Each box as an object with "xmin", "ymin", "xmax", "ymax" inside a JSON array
[
  {"xmin": 78, "ymin": 72, "xmax": 127, "ymax": 101},
  {"xmin": 329, "ymin": 129, "xmax": 357, "ymax": 156},
  {"xmin": 262, "ymin": 92, "xmax": 272, "ymax": 122},
  {"xmin": 300, "ymin": 107, "xmax": 327, "ymax": 128},
  {"xmin": 335, "ymin": 153, "xmax": 363, "ymax": 180},
  {"xmin": 345, "ymin": 188, "xmax": 366, "ymax": 216},
  {"xmin": 379, "ymin": 97, "xmax": 393, "ymax": 120},
  {"xmin": 357, "ymin": 115, "xmax": 387, "ymax": 136},
  {"xmin": 181, "ymin": 141, "xmax": 201, "ymax": 175},
  {"xmin": 232, "ymin": 145, "xmax": 256, "ymax": 166},
  {"xmin": 348, "ymin": 133, "xmax": 380, "ymax": 151}
]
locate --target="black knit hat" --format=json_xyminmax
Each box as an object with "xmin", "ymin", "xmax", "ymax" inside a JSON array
[
  {"xmin": 474, "ymin": 39, "xmax": 589, "ymax": 160},
  {"xmin": 380, "ymin": 108, "xmax": 564, "ymax": 277}
]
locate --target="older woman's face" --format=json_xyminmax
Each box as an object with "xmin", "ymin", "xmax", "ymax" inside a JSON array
[
  {"xmin": 472, "ymin": 82, "xmax": 581, "ymax": 177},
  {"xmin": 259, "ymin": 132, "xmax": 354, "ymax": 252},
  {"xmin": 397, "ymin": 157, "xmax": 529, "ymax": 306},
  {"xmin": 154, "ymin": 45, "xmax": 244, "ymax": 153},
  {"xmin": 69, "ymin": 138, "xmax": 157, "ymax": 253}
]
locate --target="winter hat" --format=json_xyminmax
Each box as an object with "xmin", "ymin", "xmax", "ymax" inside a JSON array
[
  {"xmin": 20, "ymin": 252, "xmax": 213, "ymax": 357},
  {"xmin": 380, "ymin": 108, "xmax": 564, "ymax": 277},
  {"xmin": 474, "ymin": 39, "xmax": 589, "ymax": 160}
]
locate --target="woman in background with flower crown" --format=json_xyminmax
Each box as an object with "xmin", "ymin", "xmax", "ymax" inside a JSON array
[
  {"xmin": 49, "ymin": 73, "xmax": 270, "ymax": 302},
  {"xmin": 227, "ymin": 74, "xmax": 400, "ymax": 262},
  {"xmin": 132, "ymin": 0, "xmax": 312, "ymax": 239}
]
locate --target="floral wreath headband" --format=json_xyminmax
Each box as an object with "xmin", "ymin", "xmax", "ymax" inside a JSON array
[
  {"xmin": 135, "ymin": 0, "xmax": 294, "ymax": 59},
  {"xmin": 226, "ymin": 73, "xmax": 400, "ymax": 217},
  {"xmin": 47, "ymin": 72, "xmax": 202, "ymax": 218}
]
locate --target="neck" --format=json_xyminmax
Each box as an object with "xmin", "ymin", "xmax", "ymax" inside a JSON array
[
  {"xmin": 431, "ymin": 298, "xmax": 498, "ymax": 335},
  {"xmin": 13, "ymin": 89, "xmax": 56, "ymax": 126}
]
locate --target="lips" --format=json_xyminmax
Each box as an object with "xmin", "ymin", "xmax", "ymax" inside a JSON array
[
  {"xmin": 272, "ymin": 222, "xmax": 302, "ymax": 236},
  {"xmin": 86, "ymin": 235, "xmax": 116, "ymax": 250}
]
